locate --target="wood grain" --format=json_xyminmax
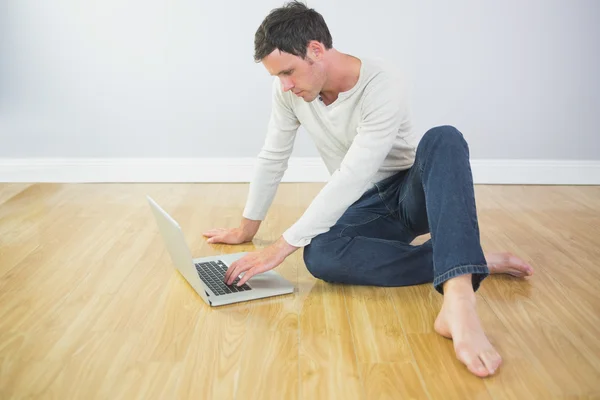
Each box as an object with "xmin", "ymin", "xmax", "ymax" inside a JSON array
[{"xmin": 0, "ymin": 182, "xmax": 599, "ymax": 399}]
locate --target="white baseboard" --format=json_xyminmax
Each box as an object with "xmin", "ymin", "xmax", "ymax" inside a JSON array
[
  {"xmin": 470, "ymin": 159, "xmax": 600, "ymax": 185},
  {"xmin": 0, "ymin": 158, "xmax": 330, "ymax": 183},
  {"xmin": 0, "ymin": 157, "xmax": 598, "ymax": 185}
]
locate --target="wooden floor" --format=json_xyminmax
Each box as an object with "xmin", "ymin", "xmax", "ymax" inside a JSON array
[{"xmin": 0, "ymin": 182, "xmax": 599, "ymax": 399}]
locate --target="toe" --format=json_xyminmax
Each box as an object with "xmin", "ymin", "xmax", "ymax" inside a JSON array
[
  {"xmin": 525, "ymin": 263, "xmax": 534, "ymax": 275},
  {"xmin": 511, "ymin": 254, "xmax": 534, "ymax": 274},
  {"xmin": 468, "ymin": 356, "xmax": 490, "ymax": 377},
  {"xmin": 456, "ymin": 345, "xmax": 489, "ymax": 377},
  {"xmin": 509, "ymin": 268, "xmax": 528, "ymax": 278},
  {"xmin": 480, "ymin": 349, "xmax": 502, "ymax": 375}
]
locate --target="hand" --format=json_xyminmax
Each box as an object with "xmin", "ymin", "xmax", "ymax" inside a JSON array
[
  {"xmin": 203, "ymin": 218, "xmax": 261, "ymax": 245},
  {"xmin": 202, "ymin": 227, "xmax": 253, "ymax": 245},
  {"xmin": 224, "ymin": 236, "xmax": 299, "ymax": 286}
]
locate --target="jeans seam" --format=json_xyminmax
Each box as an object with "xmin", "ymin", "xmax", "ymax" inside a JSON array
[
  {"xmin": 375, "ymin": 180, "xmax": 414, "ymax": 235},
  {"xmin": 433, "ymin": 263, "xmax": 489, "ymax": 286},
  {"xmin": 374, "ymin": 180, "xmax": 397, "ymax": 214},
  {"xmin": 376, "ymin": 190, "xmax": 395, "ymax": 215},
  {"xmin": 343, "ymin": 235, "xmax": 415, "ymax": 250},
  {"xmin": 415, "ymin": 147, "xmax": 425, "ymax": 174},
  {"xmin": 339, "ymin": 214, "xmax": 386, "ymax": 238}
]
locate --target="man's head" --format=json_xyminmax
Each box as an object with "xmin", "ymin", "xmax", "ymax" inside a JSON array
[{"xmin": 254, "ymin": 1, "xmax": 333, "ymax": 102}]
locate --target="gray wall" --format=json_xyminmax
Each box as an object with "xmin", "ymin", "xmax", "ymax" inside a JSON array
[{"xmin": 1, "ymin": 0, "xmax": 599, "ymax": 160}]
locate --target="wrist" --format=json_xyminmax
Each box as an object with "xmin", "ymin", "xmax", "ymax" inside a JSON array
[
  {"xmin": 275, "ymin": 236, "xmax": 299, "ymax": 258},
  {"xmin": 240, "ymin": 218, "xmax": 261, "ymax": 238}
]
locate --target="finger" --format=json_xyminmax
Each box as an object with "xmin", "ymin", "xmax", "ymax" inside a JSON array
[
  {"xmin": 227, "ymin": 264, "xmax": 246, "ymax": 285},
  {"xmin": 225, "ymin": 260, "xmax": 245, "ymax": 284},
  {"xmin": 225, "ymin": 253, "xmax": 257, "ymax": 283},
  {"xmin": 226, "ymin": 266, "xmax": 240, "ymax": 285},
  {"xmin": 236, "ymin": 268, "xmax": 259, "ymax": 286},
  {"xmin": 224, "ymin": 258, "xmax": 244, "ymax": 281},
  {"xmin": 202, "ymin": 229, "xmax": 225, "ymax": 237},
  {"xmin": 206, "ymin": 235, "xmax": 222, "ymax": 244},
  {"xmin": 209, "ymin": 231, "xmax": 238, "ymax": 244},
  {"xmin": 224, "ymin": 261, "xmax": 237, "ymax": 282},
  {"xmin": 227, "ymin": 261, "xmax": 252, "ymax": 285}
]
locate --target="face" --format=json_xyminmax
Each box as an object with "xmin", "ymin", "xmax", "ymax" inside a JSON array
[{"xmin": 262, "ymin": 45, "xmax": 326, "ymax": 102}]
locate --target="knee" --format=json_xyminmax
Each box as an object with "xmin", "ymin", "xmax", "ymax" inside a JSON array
[
  {"xmin": 425, "ymin": 125, "xmax": 465, "ymax": 143},
  {"xmin": 419, "ymin": 125, "xmax": 469, "ymax": 154},
  {"xmin": 303, "ymin": 241, "xmax": 340, "ymax": 282}
]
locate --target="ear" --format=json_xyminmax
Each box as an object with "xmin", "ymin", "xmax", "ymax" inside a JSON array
[{"xmin": 307, "ymin": 40, "xmax": 325, "ymax": 60}]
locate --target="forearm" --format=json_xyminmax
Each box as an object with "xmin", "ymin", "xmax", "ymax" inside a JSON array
[{"xmin": 240, "ymin": 217, "xmax": 262, "ymax": 238}]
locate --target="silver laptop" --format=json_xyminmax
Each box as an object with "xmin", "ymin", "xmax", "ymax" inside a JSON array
[{"xmin": 146, "ymin": 195, "xmax": 294, "ymax": 307}]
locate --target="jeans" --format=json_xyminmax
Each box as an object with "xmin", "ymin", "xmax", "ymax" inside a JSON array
[{"xmin": 303, "ymin": 125, "xmax": 489, "ymax": 294}]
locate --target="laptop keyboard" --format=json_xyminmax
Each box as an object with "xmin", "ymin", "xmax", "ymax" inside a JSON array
[{"xmin": 194, "ymin": 260, "xmax": 252, "ymax": 296}]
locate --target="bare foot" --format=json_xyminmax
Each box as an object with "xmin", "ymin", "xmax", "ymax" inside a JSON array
[
  {"xmin": 434, "ymin": 276, "xmax": 502, "ymax": 377},
  {"xmin": 485, "ymin": 251, "xmax": 533, "ymax": 277}
]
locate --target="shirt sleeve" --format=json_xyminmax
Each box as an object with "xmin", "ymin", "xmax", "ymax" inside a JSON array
[
  {"xmin": 282, "ymin": 72, "xmax": 410, "ymax": 247},
  {"xmin": 242, "ymin": 78, "xmax": 300, "ymax": 221}
]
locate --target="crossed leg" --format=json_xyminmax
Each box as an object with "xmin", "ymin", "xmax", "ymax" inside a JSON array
[{"xmin": 303, "ymin": 125, "xmax": 533, "ymax": 377}]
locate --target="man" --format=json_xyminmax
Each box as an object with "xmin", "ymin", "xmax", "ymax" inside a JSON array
[{"xmin": 203, "ymin": 1, "xmax": 533, "ymax": 378}]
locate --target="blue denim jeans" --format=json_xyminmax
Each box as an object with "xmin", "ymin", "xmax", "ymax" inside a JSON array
[{"xmin": 303, "ymin": 125, "xmax": 490, "ymax": 294}]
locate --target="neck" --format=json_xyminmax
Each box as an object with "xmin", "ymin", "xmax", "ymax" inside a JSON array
[{"xmin": 319, "ymin": 50, "xmax": 361, "ymax": 104}]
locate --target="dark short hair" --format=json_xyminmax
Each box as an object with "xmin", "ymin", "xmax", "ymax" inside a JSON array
[{"xmin": 254, "ymin": 1, "xmax": 333, "ymax": 62}]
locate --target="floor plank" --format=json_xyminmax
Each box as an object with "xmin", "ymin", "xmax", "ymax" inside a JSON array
[{"xmin": 0, "ymin": 183, "xmax": 599, "ymax": 399}]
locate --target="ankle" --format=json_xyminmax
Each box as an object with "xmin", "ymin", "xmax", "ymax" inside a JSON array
[{"xmin": 443, "ymin": 274, "xmax": 476, "ymax": 300}]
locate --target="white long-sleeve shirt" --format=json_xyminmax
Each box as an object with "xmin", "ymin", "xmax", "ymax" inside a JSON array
[{"xmin": 242, "ymin": 56, "xmax": 421, "ymax": 247}]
